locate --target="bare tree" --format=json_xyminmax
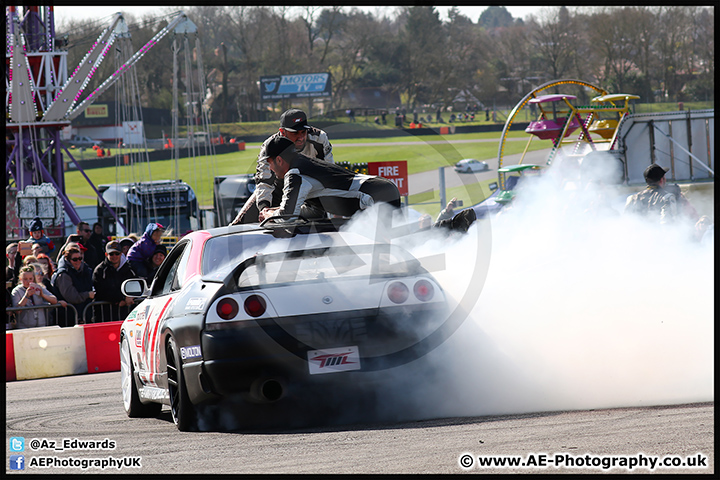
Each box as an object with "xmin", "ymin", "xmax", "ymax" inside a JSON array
[
  {"xmin": 529, "ymin": 7, "xmax": 578, "ymax": 84},
  {"xmin": 398, "ymin": 6, "xmax": 446, "ymax": 108},
  {"xmin": 325, "ymin": 9, "xmax": 379, "ymax": 112},
  {"xmin": 654, "ymin": 6, "xmax": 694, "ymax": 100}
]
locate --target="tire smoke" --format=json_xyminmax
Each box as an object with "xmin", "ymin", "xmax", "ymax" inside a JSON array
[{"xmin": 361, "ymin": 155, "xmax": 713, "ymax": 421}]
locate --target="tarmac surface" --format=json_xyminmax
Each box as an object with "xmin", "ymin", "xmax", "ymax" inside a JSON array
[{"xmin": 5, "ymin": 372, "xmax": 713, "ymax": 474}]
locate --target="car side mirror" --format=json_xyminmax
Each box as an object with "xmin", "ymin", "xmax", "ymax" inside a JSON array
[{"xmin": 122, "ymin": 278, "xmax": 149, "ymax": 298}]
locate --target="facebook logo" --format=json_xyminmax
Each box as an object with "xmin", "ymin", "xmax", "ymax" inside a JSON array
[
  {"xmin": 10, "ymin": 455, "xmax": 25, "ymax": 470},
  {"xmin": 10, "ymin": 437, "xmax": 25, "ymax": 452}
]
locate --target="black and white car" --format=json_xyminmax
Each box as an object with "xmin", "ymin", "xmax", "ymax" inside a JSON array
[{"xmin": 120, "ymin": 218, "xmax": 448, "ymax": 431}]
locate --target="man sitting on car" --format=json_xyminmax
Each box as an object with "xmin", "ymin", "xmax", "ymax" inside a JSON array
[
  {"xmin": 230, "ymin": 108, "xmax": 334, "ymax": 225},
  {"xmin": 260, "ymin": 137, "xmax": 476, "ymax": 233}
]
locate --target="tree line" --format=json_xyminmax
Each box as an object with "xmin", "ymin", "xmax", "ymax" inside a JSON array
[{"xmin": 57, "ymin": 5, "xmax": 714, "ymax": 124}]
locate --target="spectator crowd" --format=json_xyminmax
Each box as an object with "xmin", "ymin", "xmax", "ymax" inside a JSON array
[{"xmin": 6, "ymin": 219, "xmax": 169, "ymax": 330}]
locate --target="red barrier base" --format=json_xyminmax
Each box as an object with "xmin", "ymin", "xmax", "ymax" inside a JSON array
[
  {"xmin": 83, "ymin": 322, "xmax": 123, "ymax": 373},
  {"xmin": 6, "ymin": 332, "xmax": 16, "ymax": 381}
]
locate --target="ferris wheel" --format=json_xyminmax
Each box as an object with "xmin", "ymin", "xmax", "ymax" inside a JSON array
[{"xmin": 496, "ymin": 79, "xmax": 607, "ymax": 189}]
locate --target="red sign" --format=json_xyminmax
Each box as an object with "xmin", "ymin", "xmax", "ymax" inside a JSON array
[{"xmin": 368, "ymin": 161, "xmax": 408, "ymax": 196}]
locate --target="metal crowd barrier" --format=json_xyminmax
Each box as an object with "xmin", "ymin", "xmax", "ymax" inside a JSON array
[
  {"xmin": 6, "ymin": 303, "xmax": 79, "ymax": 329},
  {"xmin": 81, "ymin": 299, "xmax": 140, "ymax": 324},
  {"xmin": 7, "ymin": 299, "xmax": 141, "ymax": 329}
]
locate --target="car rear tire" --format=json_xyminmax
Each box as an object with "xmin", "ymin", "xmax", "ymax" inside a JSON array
[
  {"xmin": 120, "ymin": 335, "xmax": 162, "ymax": 418},
  {"xmin": 166, "ymin": 336, "xmax": 197, "ymax": 431}
]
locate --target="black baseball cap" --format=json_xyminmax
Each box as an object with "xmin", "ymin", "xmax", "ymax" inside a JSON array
[
  {"xmin": 644, "ymin": 164, "xmax": 669, "ymax": 184},
  {"xmin": 265, "ymin": 136, "xmax": 296, "ymax": 160},
  {"xmin": 280, "ymin": 108, "xmax": 308, "ymax": 132}
]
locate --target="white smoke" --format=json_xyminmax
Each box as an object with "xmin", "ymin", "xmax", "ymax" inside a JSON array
[
  {"xmin": 203, "ymin": 164, "xmax": 712, "ymax": 431},
  {"xmin": 350, "ymin": 154, "xmax": 714, "ymax": 421}
]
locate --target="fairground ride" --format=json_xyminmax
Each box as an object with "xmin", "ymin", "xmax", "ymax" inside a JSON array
[
  {"xmin": 495, "ymin": 78, "xmax": 713, "ymax": 190},
  {"xmin": 471, "ymin": 79, "xmax": 714, "ymax": 219},
  {"xmin": 5, "ymin": 6, "xmax": 216, "ymax": 240}
]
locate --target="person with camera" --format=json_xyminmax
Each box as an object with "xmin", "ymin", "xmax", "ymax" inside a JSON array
[{"xmin": 11, "ymin": 265, "xmax": 58, "ymax": 329}]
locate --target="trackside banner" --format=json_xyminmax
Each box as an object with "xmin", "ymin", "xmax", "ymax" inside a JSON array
[{"xmin": 260, "ymin": 73, "xmax": 332, "ymax": 100}]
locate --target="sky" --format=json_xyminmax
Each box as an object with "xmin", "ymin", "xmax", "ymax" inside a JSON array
[{"xmin": 52, "ymin": 5, "xmax": 547, "ymax": 27}]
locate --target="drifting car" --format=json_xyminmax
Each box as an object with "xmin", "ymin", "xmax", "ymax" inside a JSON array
[
  {"xmin": 454, "ymin": 158, "xmax": 489, "ymax": 173},
  {"xmin": 119, "ymin": 217, "xmax": 448, "ymax": 431}
]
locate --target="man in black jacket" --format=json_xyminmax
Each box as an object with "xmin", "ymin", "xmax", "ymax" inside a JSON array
[
  {"xmin": 92, "ymin": 241, "xmax": 137, "ymax": 323},
  {"xmin": 230, "ymin": 108, "xmax": 334, "ymax": 225},
  {"xmin": 88, "ymin": 222, "xmax": 108, "ymax": 259},
  {"xmin": 260, "ymin": 137, "xmax": 476, "ymax": 233},
  {"xmin": 76, "ymin": 222, "xmax": 101, "ymax": 270},
  {"xmin": 260, "ymin": 137, "xmax": 400, "ymax": 221}
]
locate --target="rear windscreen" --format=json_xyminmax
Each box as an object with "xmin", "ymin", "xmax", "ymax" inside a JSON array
[{"xmin": 201, "ymin": 233, "xmax": 421, "ymax": 285}]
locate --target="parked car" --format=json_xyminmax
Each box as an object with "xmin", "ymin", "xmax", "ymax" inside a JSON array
[
  {"xmin": 119, "ymin": 218, "xmax": 449, "ymax": 431},
  {"xmin": 68, "ymin": 135, "xmax": 104, "ymax": 149},
  {"xmin": 454, "ymin": 158, "xmax": 489, "ymax": 173}
]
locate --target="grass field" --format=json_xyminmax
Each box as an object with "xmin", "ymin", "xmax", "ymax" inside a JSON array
[
  {"xmin": 64, "ymin": 131, "xmax": 548, "ymax": 213},
  {"xmin": 194, "ymin": 100, "xmax": 714, "ymax": 139}
]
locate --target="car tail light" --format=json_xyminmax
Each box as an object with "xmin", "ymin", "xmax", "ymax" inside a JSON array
[
  {"xmin": 413, "ymin": 279, "xmax": 434, "ymax": 302},
  {"xmin": 387, "ymin": 282, "xmax": 409, "ymax": 304},
  {"xmin": 244, "ymin": 295, "xmax": 267, "ymax": 317},
  {"xmin": 216, "ymin": 298, "xmax": 239, "ymax": 320}
]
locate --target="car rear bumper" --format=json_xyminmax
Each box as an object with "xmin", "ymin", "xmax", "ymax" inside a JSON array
[{"xmin": 200, "ymin": 305, "xmax": 447, "ymax": 396}]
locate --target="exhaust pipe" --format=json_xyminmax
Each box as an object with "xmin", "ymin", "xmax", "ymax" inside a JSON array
[{"xmin": 248, "ymin": 378, "xmax": 284, "ymax": 403}]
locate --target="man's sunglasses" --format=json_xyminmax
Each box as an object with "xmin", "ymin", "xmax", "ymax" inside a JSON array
[{"xmin": 70, "ymin": 257, "xmax": 83, "ymax": 262}]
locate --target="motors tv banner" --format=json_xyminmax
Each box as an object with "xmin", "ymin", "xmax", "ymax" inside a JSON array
[{"xmin": 260, "ymin": 73, "xmax": 332, "ymax": 100}]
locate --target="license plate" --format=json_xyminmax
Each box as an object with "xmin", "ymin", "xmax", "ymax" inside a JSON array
[{"xmin": 307, "ymin": 346, "xmax": 361, "ymax": 375}]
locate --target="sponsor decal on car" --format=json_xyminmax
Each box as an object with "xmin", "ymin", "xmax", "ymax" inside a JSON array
[
  {"xmin": 180, "ymin": 345, "xmax": 202, "ymax": 360},
  {"xmin": 307, "ymin": 346, "xmax": 361, "ymax": 374},
  {"xmin": 185, "ymin": 297, "xmax": 207, "ymax": 311}
]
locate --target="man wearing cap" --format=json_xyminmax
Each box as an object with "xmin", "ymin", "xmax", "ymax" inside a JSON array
[
  {"xmin": 260, "ymin": 136, "xmax": 477, "ymax": 233},
  {"xmin": 26, "ymin": 217, "xmax": 55, "ymax": 255},
  {"xmin": 92, "ymin": 241, "xmax": 137, "ymax": 322},
  {"xmin": 230, "ymin": 108, "xmax": 334, "ymax": 224},
  {"xmin": 624, "ymin": 163, "xmax": 699, "ymax": 224}
]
